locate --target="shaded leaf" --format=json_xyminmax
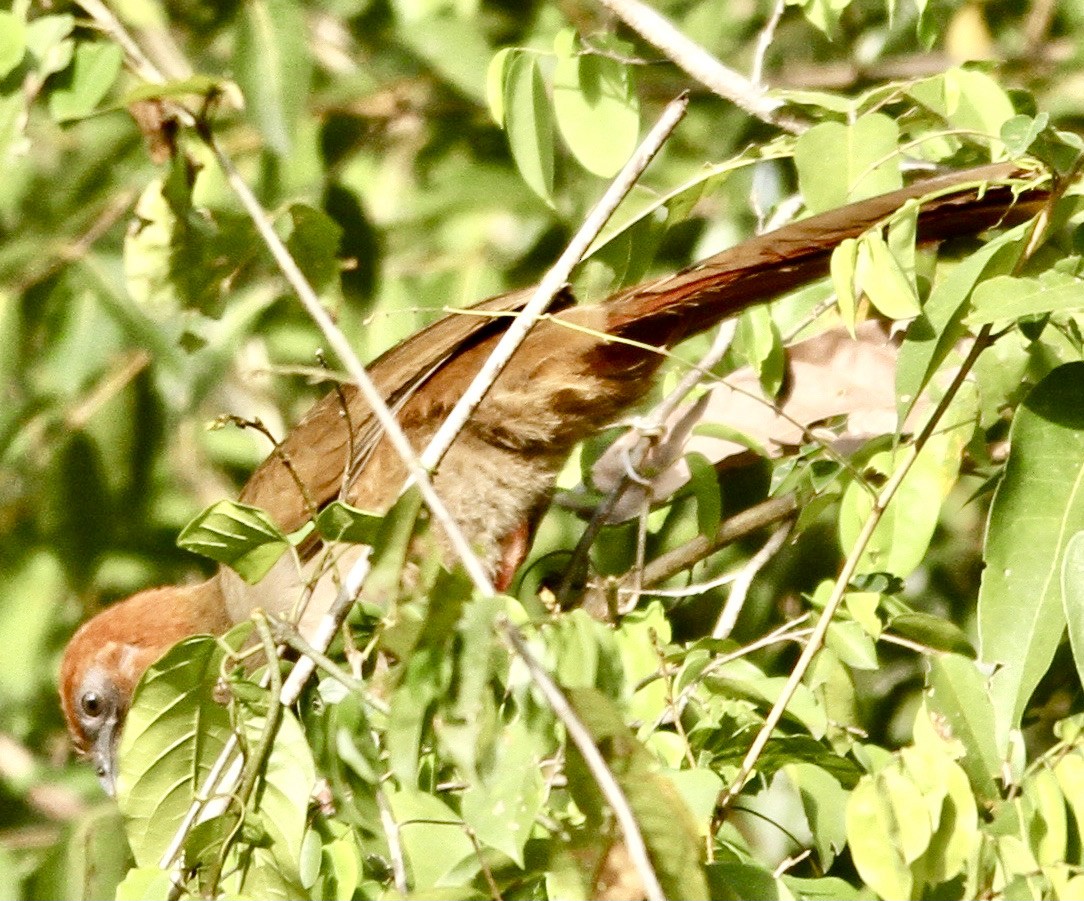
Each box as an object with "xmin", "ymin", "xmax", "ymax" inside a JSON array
[
  {"xmin": 48, "ymin": 41, "xmax": 123, "ymax": 122},
  {"xmin": 502, "ymin": 51, "xmax": 554, "ymax": 205}
]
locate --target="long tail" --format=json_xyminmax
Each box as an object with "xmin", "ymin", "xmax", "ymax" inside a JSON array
[{"xmin": 603, "ymin": 162, "xmax": 1047, "ymax": 348}]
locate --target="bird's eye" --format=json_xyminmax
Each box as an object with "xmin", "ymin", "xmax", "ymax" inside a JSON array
[{"xmin": 81, "ymin": 692, "xmax": 103, "ymax": 717}]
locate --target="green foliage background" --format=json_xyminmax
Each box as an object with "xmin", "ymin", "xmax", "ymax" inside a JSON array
[{"xmin": 4, "ymin": 0, "xmax": 1084, "ymax": 898}]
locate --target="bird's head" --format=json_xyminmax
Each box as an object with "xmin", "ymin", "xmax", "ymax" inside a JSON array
[{"xmin": 59, "ymin": 580, "xmax": 231, "ymax": 795}]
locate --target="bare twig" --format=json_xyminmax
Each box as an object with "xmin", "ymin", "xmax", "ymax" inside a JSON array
[
  {"xmin": 596, "ymin": 0, "xmax": 804, "ymax": 132},
  {"xmin": 750, "ymin": 0, "xmax": 787, "ymax": 88},
  {"xmin": 375, "ymin": 785, "xmax": 409, "ymax": 894},
  {"xmin": 712, "ymin": 523, "xmax": 792, "ymax": 639},
  {"xmin": 498, "ymin": 618, "xmax": 667, "ymax": 901},
  {"xmin": 415, "ymin": 93, "xmax": 690, "ymax": 479}
]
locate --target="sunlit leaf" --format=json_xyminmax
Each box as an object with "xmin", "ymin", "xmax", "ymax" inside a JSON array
[
  {"xmin": 177, "ymin": 499, "xmax": 289, "ymax": 583},
  {"xmin": 979, "ymin": 363, "xmax": 1084, "ymax": 743}
]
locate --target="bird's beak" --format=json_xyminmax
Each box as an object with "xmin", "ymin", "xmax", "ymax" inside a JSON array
[{"xmin": 91, "ymin": 716, "xmax": 119, "ymax": 797}]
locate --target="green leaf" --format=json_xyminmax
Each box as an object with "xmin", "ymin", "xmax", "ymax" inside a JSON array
[
  {"xmin": 967, "ymin": 274, "xmax": 1084, "ymax": 325},
  {"xmin": 856, "ymin": 231, "xmax": 921, "ymax": 320},
  {"xmin": 831, "ymin": 237, "xmax": 859, "ymax": 336},
  {"xmin": 47, "ymin": 41, "xmax": 123, "ymax": 122},
  {"xmin": 115, "ymin": 867, "xmax": 174, "ymax": 901},
  {"xmin": 1061, "ymin": 531, "xmax": 1084, "ymax": 696},
  {"xmin": 926, "ymin": 654, "xmax": 1001, "ymax": 806},
  {"xmin": 117, "ymin": 636, "xmax": 235, "ymax": 866},
  {"xmin": 0, "ymin": 11, "xmax": 26, "ymax": 80},
  {"xmin": 460, "ymin": 720, "xmax": 543, "ymax": 866},
  {"xmin": 793, "ymin": 113, "xmax": 902, "ymax": 214},
  {"xmin": 979, "ymin": 362, "xmax": 1084, "ymax": 741},
  {"xmin": 786, "ymin": 763, "xmax": 848, "ymax": 869},
  {"xmin": 889, "ymin": 611, "xmax": 975, "ymax": 656},
  {"xmin": 486, "ymin": 47, "xmax": 514, "ymax": 126},
  {"xmin": 846, "ymin": 767, "xmax": 923, "ymax": 899},
  {"xmin": 565, "ymin": 688, "xmax": 709, "ymax": 900},
  {"xmin": 896, "ymin": 224, "xmax": 1027, "ymax": 425},
  {"xmin": 552, "ymin": 31, "xmax": 640, "ymax": 177},
  {"xmin": 686, "ymin": 451, "xmax": 722, "ymax": 538},
  {"xmin": 286, "ymin": 203, "xmax": 343, "ymax": 295},
  {"xmin": 736, "ymin": 303, "xmax": 785, "ymax": 396},
  {"xmin": 502, "ymin": 51, "xmax": 554, "ymax": 205},
  {"xmin": 178, "ymin": 499, "xmax": 289, "ymax": 583},
  {"xmin": 234, "ymin": 0, "xmax": 313, "ymax": 155},
  {"xmin": 387, "ymin": 790, "xmax": 476, "ymax": 891},
  {"xmin": 400, "ymin": 15, "xmax": 490, "ymax": 103},
  {"xmin": 910, "ymin": 69, "xmax": 1015, "ymax": 158},
  {"xmin": 25, "ymin": 14, "xmax": 74, "ymax": 79},
  {"xmin": 313, "ymin": 500, "xmax": 384, "ymax": 545}
]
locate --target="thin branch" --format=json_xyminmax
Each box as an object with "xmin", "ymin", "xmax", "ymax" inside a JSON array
[
  {"xmin": 415, "ymin": 93, "xmax": 690, "ymax": 478},
  {"xmin": 750, "ymin": 0, "xmax": 787, "ymax": 88},
  {"xmin": 596, "ymin": 0, "xmax": 804, "ymax": 132},
  {"xmin": 375, "ymin": 781, "xmax": 409, "ymax": 895},
  {"xmin": 498, "ymin": 618, "xmax": 667, "ymax": 901},
  {"xmin": 712, "ymin": 523, "xmax": 792, "ymax": 639}
]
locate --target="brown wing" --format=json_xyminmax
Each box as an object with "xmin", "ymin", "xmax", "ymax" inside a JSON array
[{"xmin": 238, "ymin": 289, "xmax": 564, "ymax": 532}]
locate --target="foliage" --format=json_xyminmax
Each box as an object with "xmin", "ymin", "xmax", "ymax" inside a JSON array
[{"xmin": 4, "ymin": 0, "xmax": 1084, "ymax": 899}]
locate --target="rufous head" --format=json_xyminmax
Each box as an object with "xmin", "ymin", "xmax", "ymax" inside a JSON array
[{"xmin": 59, "ymin": 579, "xmax": 231, "ymax": 795}]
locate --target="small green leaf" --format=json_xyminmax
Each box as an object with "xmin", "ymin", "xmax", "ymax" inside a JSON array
[
  {"xmin": 686, "ymin": 451, "xmax": 722, "ymax": 538},
  {"xmin": 888, "ymin": 611, "xmax": 975, "ymax": 657},
  {"xmin": 234, "ymin": 0, "xmax": 313, "ymax": 155},
  {"xmin": 400, "ymin": 15, "xmax": 490, "ymax": 103},
  {"xmin": 178, "ymin": 499, "xmax": 289, "ymax": 583},
  {"xmin": 856, "ymin": 231, "xmax": 921, "ymax": 320},
  {"xmin": 485, "ymin": 47, "xmax": 514, "ymax": 126},
  {"xmin": 926, "ymin": 654, "xmax": 1001, "ymax": 805},
  {"xmin": 1001, "ymin": 112, "xmax": 1049, "ymax": 158},
  {"xmin": 793, "ymin": 113, "xmax": 902, "ymax": 214},
  {"xmin": 552, "ymin": 31, "xmax": 640, "ymax": 177},
  {"xmin": 286, "ymin": 203, "xmax": 343, "ymax": 295},
  {"xmin": 502, "ymin": 52, "xmax": 554, "ymax": 205},
  {"xmin": 736, "ymin": 304, "xmax": 785, "ymax": 396},
  {"xmin": 47, "ymin": 41, "xmax": 123, "ymax": 122},
  {"xmin": 831, "ymin": 237, "xmax": 859, "ymax": 336},
  {"xmin": 25, "ymin": 14, "xmax": 74, "ymax": 78},
  {"xmin": 0, "ymin": 12, "xmax": 26, "ymax": 80},
  {"xmin": 313, "ymin": 500, "xmax": 383, "ymax": 545}
]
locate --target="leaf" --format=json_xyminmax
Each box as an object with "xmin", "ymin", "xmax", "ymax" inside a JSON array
[
  {"xmin": 460, "ymin": 720, "xmax": 543, "ymax": 866},
  {"xmin": 896, "ymin": 224, "xmax": 1027, "ymax": 425},
  {"xmin": 486, "ymin": 47, "xmax": 514, "ymax": 126},
  {"xmin": 24, "ymin": 14, "xmax": 74, "ymax": 79},
  {"xmin": 787, "ymin": 763, "xmax": 848, "ymax": 869},
  {"xmin": 313, "ymin": 500, "xmax": 384, "ymax": 545},
  {"xmin": 856, "ymin": 231, "xmax": 921, "ymax": 320},
  {"xmin": 47, "ymin": 41, "xmax": 123, "ymax": 122},
  {"xmin": 0, "ymin": 11, "xmax": 26, "ymax": 80},
  {"xmin": 502, "ymin": 51, "xmax": 554, "ymax": 205},
  {"xmin": 831, "ymin": 237, "xmax": 859, "ymax": 336},
  {"xmin": 286, "ymin": 203, "xmax": 343, "ymax": 296},
  {"xmin": 967, "ymin": 274, "xmax": 1084, "ymax": 325},
  {"xmin": 552, "ymin": 30, "xmax": 640, "ymax": 177},
  {"xmin": 736, "ymin": 304, "xmax": 785, "ymax": 396},
  {"xmin": 926, "ymin": 654, "xmax": 1001, "ymax": 806},
  {"xmin": 888, "ymin": 612, "xmax": 975, "ymax": 656},
  {"xmin": 117, "ymin": 636, "xmax": 235, "ymax": 866},
  {"xmin": 847, "ymin": 768, "xmax": 922, "ymax": 899},
  {"xmin": 979, "ymin": 363, "xmax": 1084, "ymax": 743},
  {"xmin": 793, "ymin": 113, "xmax": 902, "ymax": 214},
  {"xmin": 177, "ymin": 499, "xmax": 289, "ymax": 583},
  {"xmin": 686, "ymin": 451, "xmax": 722, "ymax": 538},
  {"xmin": 387, "ymin": 790, "xmax": 476, "ymax": 891},
  {"xmin": 910, "ymin": 69, "xmax": 1015, "ymax": 158},
  {"xmin": 400, "ymin": 15, "xmax": 490, "ymax": 103},
  {"xmin": 1061, "ymin": 531, "xmax": 1084, "ymax": 695},
  {"xmin": 234, "ymin": 0, "xmax": 313, "ymax": 155}
]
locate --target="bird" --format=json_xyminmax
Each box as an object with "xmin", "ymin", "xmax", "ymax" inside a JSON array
[{"xmin": 59, "ymin": 162, "xmax": 1047, "ymax": 793}]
